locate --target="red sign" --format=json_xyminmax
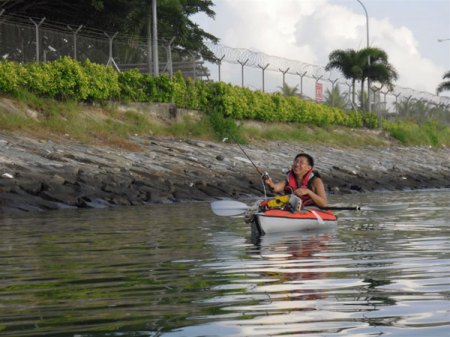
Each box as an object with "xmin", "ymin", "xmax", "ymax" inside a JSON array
[{"xmin": 315, "ymin": 82, "xmax": 323, "ymax": 102}]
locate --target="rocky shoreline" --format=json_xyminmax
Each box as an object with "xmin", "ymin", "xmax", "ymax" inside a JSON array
[{"xmin": 0, "ymin": 131, "xmax": 449, "ymax": 212}]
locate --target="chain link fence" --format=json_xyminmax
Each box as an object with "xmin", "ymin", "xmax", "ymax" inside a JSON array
[
  {"xmin": 0, "ymin": 12, "xmax": 208, "ymax": 78},
  {"xmin": 1, "ymin": 11, "xmax": 449, "ymax": 123},
  {"xmin": 204, "ymin": 42, "xmax": 450, "ymax": 119}
]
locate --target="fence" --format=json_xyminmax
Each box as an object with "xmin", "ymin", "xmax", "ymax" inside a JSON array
[
  {"xmin": 0, "ymin": 10, "xmax": 449, "ymax": 122},
  {"xmin": 204, "ymin": 42, "xmax": 450, "ymax": 117},
  {"xmin": 0, "ymin": 12, "xmax": 208, "ymax": 79}
]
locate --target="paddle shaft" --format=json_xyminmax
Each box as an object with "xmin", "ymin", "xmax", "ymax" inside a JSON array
[{"xmin": 323, "ymin": 206, "xmax": 360, "ymax": 211}]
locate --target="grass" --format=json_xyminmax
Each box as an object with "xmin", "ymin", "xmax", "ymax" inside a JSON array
[
  {"xmin": 0, "ymin": 92, "xmax": 449, "ymax": 149},
  {"xmin": 241, "ymin": 122, "xmax": 390, "ymax": 147}
]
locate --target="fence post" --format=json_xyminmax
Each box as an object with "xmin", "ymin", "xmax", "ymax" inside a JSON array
[
  {"xmin": 217, "ymin": 55, "xmax": 225, "ymax": 82},
  {"xmin": 257, "ymin": 63, "xmax": 270, "ymax": 92},
  {"xmin": 67, "ymin": 25, "xmax": 83, "ymax": 60},
  {"xmin": 104, "ymin": 32, "xmax": 120, "ymax": 72},
  {"xmin": 296, "ymin": 71, "xmax": 307, "ymax": 97},
  {"xmin": 0, "ymin": 9, "xmax": 4, "ymax": 48},
  {"xmin": 29, "ymin": 17, "xmax": 46, "ymax": 62},
  {"xmin": 343, "ymin": 82, "xmax": 353, "ymax": 108},
  {"xmin": 152, "ymin": 0, "xmax": 159, "ymax": 76},
  {"xmin": 279, "ymin": 67, "xmax": 290, "ymax": 88},
  {"xmin": 165, "ymin": 37, "xmax": 175, "ymax": 78},
  {"xmin": 238, "ymin": 58, "xmax": 249, "ymax": 87}
]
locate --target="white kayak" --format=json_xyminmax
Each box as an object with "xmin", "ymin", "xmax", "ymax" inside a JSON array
[{"xmin": 252, "ymin": 208, "xmax": 338, "ymax": 235}]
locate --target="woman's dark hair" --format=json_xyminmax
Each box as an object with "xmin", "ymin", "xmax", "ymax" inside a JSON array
[{"xmin": 294, "ymin": 153, "xmax": 314, "ymax": 167}]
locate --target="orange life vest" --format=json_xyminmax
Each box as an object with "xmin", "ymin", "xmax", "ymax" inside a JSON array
[{"xmin": 284, "ymin": 169, "xmax": 318, "ymax": 206}]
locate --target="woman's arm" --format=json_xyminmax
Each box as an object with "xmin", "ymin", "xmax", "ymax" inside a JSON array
[
  {"xmin": 294, "ymin": 178, "xmax": 328, "ymax": 208},
  {"xmin": 264, "ymin": 177, "xmax": 286, "ymax": 194}
]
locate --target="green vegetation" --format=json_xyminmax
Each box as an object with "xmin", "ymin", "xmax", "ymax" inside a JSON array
[
  {"xmin": 278, "ymin": 82, "xmax": 299, "ymax": 97},
  {"xmin": 0, "ymin": 58, "xmax": 448, "ymax": 148},
  {"xmin": 437, "ymin": 70, "xmax": 450, "ymax": 95},
  {"xmin": 383, "ymin": 119, "xmax": 450, "ymax": 146},
  {"xmin": 325, "ymin": 47, "xmax": 398, "ymax": 110},
  {"xmin": 3, "ymin": 0, "xmax": 218, "ymax": 61}
]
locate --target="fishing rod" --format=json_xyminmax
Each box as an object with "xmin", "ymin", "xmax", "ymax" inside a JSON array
[
  {"xmin": 225, "ymin": 137, "xmax": 268, "ymax": 178},
  {"xmin": 235, "ymin": 142, "xmax": 265, "ymax": 176},
  {"xmin": 226, "ymin": 137, "xmax": 270, "ymax": 199}
]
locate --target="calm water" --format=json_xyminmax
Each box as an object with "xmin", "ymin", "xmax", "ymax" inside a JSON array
[{"xmin": 0, "ymin": 189, "xmax": 449, "ymax": 337}]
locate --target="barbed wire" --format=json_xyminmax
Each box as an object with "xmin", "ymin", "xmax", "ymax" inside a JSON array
[{"xmin": 204, "ymin": 41, "xmax": 450, "ymax": 106}]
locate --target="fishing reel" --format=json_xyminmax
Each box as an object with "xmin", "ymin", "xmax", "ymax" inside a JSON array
[{"xmin": 261, "ymin": 171, "xmax": 270, "ymax": 180}]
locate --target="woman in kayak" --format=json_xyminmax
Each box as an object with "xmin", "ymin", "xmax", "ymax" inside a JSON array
[{"xmin": 264, "ymin": 153, "xmax": 328, "ymax": 208}]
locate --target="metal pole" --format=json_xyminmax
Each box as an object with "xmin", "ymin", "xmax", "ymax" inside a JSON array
[
  {"xmin": 30, "ymin": 17, "xmax": 46, "ymax": 62},
  {"xmin": 328, "ymin": 78, "xmax": 339, "ymax": 88},
  {"xmin": 344, "ymin": 82, "xmax": 353, "ymax": 108},
  {"xmin": 152, "ymin": 0, "xmax": 159, "ymax": 76},
  {"xmin": 104, "ymin": 32, "xmax": 120, "ymax": 71},
  {"xmin": 67, "ymin": 25, "xmax": 83, "ymax": 60},
  {"xmin": 258, "ymin": 63, "xmax": 270, "ymax": 92},
  {"xmin": 217, "ymin": 55, "xmax": 225, "ymax": 82},
  {"xmin": 147, "ymin": 5, "xmax": 152, "ymax": 74},
  {"xmin": 238, "ymin": 58, "xmax": 249, "ymax": 87},
  {"xmin": 296, "ymin": 71, "xmax": 307, "ymax": 97},
  {"xmin": 356, "ymin": 0, "xmax": 371, "ymax": 112},
  {"xmin": 279, "ymin": 67, "xmax": 290, "ymax": 87},
  {"xmin": 166, "ymin": 37, "xmax": 175, "ymax": 78}
]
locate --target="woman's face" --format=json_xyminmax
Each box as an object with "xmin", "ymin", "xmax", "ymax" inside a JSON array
[{"xmin": 292, "ymin": 156, "xmax": 311, "ymax": 176}]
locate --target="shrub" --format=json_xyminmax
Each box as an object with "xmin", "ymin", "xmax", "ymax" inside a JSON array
[
  {"xmin": 83, "ymin": 60, "xmax": 120, "ymax": 101},
  {"xmin": 0, "ymin": 61, "xmax": 25, "ymax": 94},
  {"xmin": 118, "ymin": 69, "xmax": 148, "ymax": 101}
]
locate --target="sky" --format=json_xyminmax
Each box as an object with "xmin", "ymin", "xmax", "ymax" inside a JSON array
[{"xmin": 192, "ymin": 0, "xmax": 450, "ymax": 98}]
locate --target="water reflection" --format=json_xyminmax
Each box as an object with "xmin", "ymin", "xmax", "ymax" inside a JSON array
[{"xmin": 0, "ymin": 190, "xmax": 449, "ymax": 336}]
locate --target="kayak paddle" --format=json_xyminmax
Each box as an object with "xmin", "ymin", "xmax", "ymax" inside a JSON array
[
  {"xmin": 211, "ymin": 200, "xmax": 409, "ymax": 216},
  {"xmin": 211, "ymin": 200, "xmax": 250, "ymax": 216}
]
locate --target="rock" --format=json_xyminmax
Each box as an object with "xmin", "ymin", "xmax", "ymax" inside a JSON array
[
  {"xmin": 49, "ymin": 174, "xmax": 66, "ymax": 185},
  {"xmin": 0, "ymin": 132, "xmax": 450, "ymax": 212}
]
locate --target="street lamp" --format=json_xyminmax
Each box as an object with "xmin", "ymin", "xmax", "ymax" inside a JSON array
[{"xmin": 355, "ymin": 0, "xmax": 371, "ymax": 113}]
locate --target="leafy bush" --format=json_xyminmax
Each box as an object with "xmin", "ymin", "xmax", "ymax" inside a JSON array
[
  {"xmin": 207, "ymin": 107, "xmax": 244, "ymax": 143},
  {"xmin": 383, "ymin": 119, "xmax": 450, "ymax": 146},
  {"xmin": 362, "ymin": 112, "xmax": 379, "ymax": 129},
  {"xmin": 0, "ymin": 61, "xmax": 25, "ymax": 94},
  {"xmin": 0, "ymin": 58, "xmax": 382, "ymax": 133},
  {"xmin": 83, "ymin": 59, "xmax": 120, "ymax": 101},
  {"xmin": 118, "ymin": 69, "xmax": 148, "ymax": 101}
]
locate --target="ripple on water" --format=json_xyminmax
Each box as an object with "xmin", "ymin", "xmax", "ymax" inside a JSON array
[{"xmin": 0, "ymin": 190, "xmax": 449, "ymax": 336}]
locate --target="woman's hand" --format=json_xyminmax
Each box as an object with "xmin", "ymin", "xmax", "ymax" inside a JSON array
[
  {"xmin": 265, "ymin": 177, "xmax": 275, "ymax": 190},
  {"xmin": 295, "ymin": 187, "xmax": 309, "ymax": 196}
]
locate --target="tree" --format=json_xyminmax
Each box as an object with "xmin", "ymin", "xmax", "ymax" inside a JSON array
[
  {"xmin": 325, "ymin": 49, "xmax": 363, "ymax": 108},
  {"xmin": 326, "ymin": 47, "xmax": 398, "ymax": 111},
  {"xmin": 0, "ymin": 0, "xmax": 219, "ymax": 61},
  {"xmin": 278, "ymin": 82, "xmax": 298, "ymax": 96},
  {"xmin": 324, "ymin": 84, "xmax": 348, "ymax": 109},
  {"xmin": 359, "ymin": 47, "xmax": 398, "ymax": 110},
  {"xmin": 437, "ymin": 70, "xmax": 450, "ymax": 95}
]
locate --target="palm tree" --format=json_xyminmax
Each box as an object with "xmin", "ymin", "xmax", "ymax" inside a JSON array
[
  {"xmin": 326, "ymin": 47, "xmax": 398, "ymax": 111},
  {"xmin": 359, "ymin": 47, "xmax": 398, "ymax": 110},
  {"xmin": 278, "ymin": 82, "xmax": 299, "ymax": 96},
  {"xmin": 437, "ymin": 71, "xmax": 450, "ymax": 95},
  {"xmin": 324, "ymin": 84, "xmax": 349, "ymax": 109},
  {"xmin": 325, "ymin": 49, "xmax": 363, "ymax": 107}
]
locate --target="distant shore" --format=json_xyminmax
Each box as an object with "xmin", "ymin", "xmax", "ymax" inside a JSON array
[{"xmin": 0, "ymin": 131, "xmax": 449, "ymax": 212}]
